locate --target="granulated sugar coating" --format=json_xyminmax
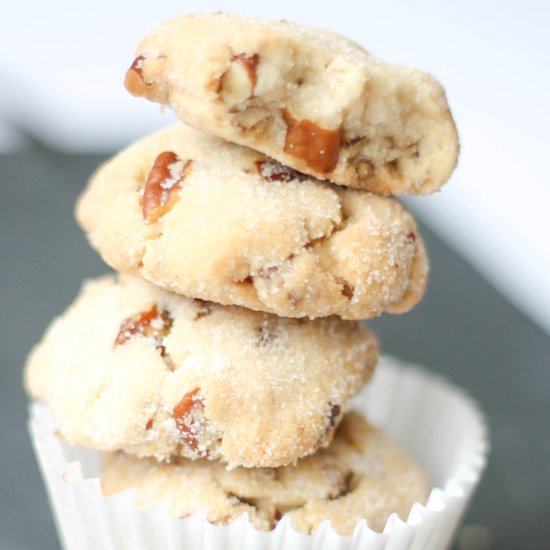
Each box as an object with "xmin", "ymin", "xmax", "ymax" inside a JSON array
[
  {"xmin": 25, "ymin": 275, "xmax": 378, "ymax": 468},
  {"xmin": 23, "ymin": 10, "xmax": 461, "ymax": 544},
  {"xmin": 124, "ymin": 13, "xmax": 458, "ymax": 195},
  {"xmin": 101, "ymin": 412, "xmax": 429, "ymax": 535},
  {"xmin": 76, "ymin": 124, "xmax": 428, "ymax": 320}
]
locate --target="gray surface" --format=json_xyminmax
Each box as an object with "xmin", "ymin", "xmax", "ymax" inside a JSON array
[{"xmin": 1, "ymin": 147, "xmax": 549, "ymax": 549}]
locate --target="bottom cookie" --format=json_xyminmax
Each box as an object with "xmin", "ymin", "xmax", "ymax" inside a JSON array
[
  {"xmin": 101, "ymin": 412, "xmax": 428, "ymax": 535},
  {"xmin": 29, "ymin": 357, "xmax": 488, "ymax": 550}
]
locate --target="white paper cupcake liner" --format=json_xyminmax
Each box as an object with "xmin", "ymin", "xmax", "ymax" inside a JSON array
[{"xmin": 28, "ymin": 355, "xmax": 488, "ymax": 550}]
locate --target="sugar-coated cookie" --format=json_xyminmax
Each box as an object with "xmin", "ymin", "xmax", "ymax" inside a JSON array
[
  {"xmin": 102, "ymin": 412, "xmax": 429, "ymax": 534},
  {"xmin": 125, "ymin": 13, "xmax": 458, "ymax": 195},
  {"xmin": 25, "ymin": 275, "xmax": 377, "ymax": 467},
  {"xmin": 76, "ymin": 125, "xmax": 428, "ymax": 320}
]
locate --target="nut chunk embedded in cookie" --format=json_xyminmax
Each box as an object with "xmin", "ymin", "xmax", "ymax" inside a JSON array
[
  {"xmin": 124, "ymin": 12, "xmax": 458, "ymax": 195},
  {"xmin": 141, "ymin": 152, "xmax": 192, "ymax": 223},
  {"xmin": 76, "ymin": 124, "xmax": 429, "ymax": 320},
  {"xmin": 24, "ymin": 275, "xmax": 378, "ymax": 467}
]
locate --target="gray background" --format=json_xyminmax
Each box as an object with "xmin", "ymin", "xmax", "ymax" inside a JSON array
[{"xmin": 1, "ymin": 146, "xmax": 549, "ymax": 549}]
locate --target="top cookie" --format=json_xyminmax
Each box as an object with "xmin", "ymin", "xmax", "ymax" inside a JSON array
[
  {"xmin": 76, "ymin": 124, "xmax": 428, "ymax": 320},
  {"xmin": 125, "ymin": 12, "xmax": 458, "ymax": 195}
]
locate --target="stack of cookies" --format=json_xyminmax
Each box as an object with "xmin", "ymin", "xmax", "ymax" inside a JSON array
[{"xmin": 25, "ymin": 13, "xmax": 459, "ymax": 538}]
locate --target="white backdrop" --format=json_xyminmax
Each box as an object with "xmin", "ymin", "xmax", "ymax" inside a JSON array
[{"xmin": 1, "ymin": 0, "xmax": 549, "ymax": 333}]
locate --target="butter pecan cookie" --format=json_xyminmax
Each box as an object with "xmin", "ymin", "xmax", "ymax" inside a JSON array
[
  {"xmin": 76, "ymin": 125, "xmax": 428, "ymax": 320},
  {"xmin": 101, "ymin": 412, "xmax": 428, "ymax": 534},
  {"xmin": 124, "ymin": 13, "xmax": 458, "ymax": 195},
  {"xmin": 25, "ymin": 275, "xmax": 377, "ymax": 467}
]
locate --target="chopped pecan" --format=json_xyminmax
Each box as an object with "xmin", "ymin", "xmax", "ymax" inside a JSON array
[
  {"xmin": 327, "ymin": 403, "xmax": 341, "ymax": 429},
  {"xmin": 142, "ymin": 152, "xmax": 192, "ymax": 223},
  {"xmin": 233, "ymin": 53, "xmax": 259, "ymax": 96},
  {"xmin": 255, "ymin": 160, "xmax": 306, "ymax": 182},
  {"xmin": 173, "ymin": 387, "xmax": 203, "ymax": 450},
  {"xmin": 125, "ymin": 55, "xmax": 149, "ymax": 96},
  {"xmin": 219, "ymin": 52, "xmax": 260, "ymax": 103},
  {"xmin": 341, "ymin": 282, "xmax": 354, "ymax": 300},
  {"xmin": 272, "ymin": 510, "xmax": 283, "ymax": 529},
  {"xmin": 315, "ymin": 403, "xmax": 343, "ymax": 448},
  {"xmin": 114, "ymin": 305, "xmax": 172, "ymax": 354},
  {"xmin": 236, "ymin": 275, "xmax": 254, "ymax": 286},
  {"xmin": 282, "ymin": 110, "xmax": 341, "ymax": 173},
  {"xmin": 145, "ymin": 418, "xmax": 154, "ymax": 431}
]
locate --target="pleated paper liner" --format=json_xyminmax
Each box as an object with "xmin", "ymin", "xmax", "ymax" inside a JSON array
[{"xmin": 29, "ymin": 356, "xmax": 488, "ymax": 550}]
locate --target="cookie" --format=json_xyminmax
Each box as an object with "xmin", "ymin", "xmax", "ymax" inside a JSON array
[
  {"xmin": 76, "ymin": 125, "xmax": 428, "ymax": 320},
  {"xmin": 101, "ymin": 412, "xmax": 429, "ymax": 534},
  {"xmin": 25, "ymin": 275, "xmax": 377, "ymax": 468},
  {"xmin": 124, "ymin": 13, "xmax": 458, "ymax": 195}
]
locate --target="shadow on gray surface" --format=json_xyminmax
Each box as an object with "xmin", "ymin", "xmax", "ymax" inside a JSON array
[{"xmin": 1, "ymin": 146, "xmax": 548, "ymax": 549}]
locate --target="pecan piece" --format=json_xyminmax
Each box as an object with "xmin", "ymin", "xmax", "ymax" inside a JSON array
[
  {"xmin": 219, "ymin": 53, "xmax": 260, "ymax": 104},
  {"xmin": 255, "ymin": 160, "xmax": 306, "ymax": 182},
  {"xmin": 272, "ymin": 510, "xmax": 283, "ymax": 529},
  {"xmin": 340, "ymin": 282, "xmax": 354, "ymax": 300},
  {"xmin": 327, "ymin": 403, "xmax": 341, "ymax": 429},
  {"xmin": 173, "ymin": 387, "xmax": 203, "ymax": 450},
  {"xmin": 315, "ymin": 403, "xmax": 343, "ymax": 448},
  {"xmin": 233, "ymin": 53, "xmax": 259, "ymax": 96},
  {"xmin": 142, "ymin": 152, "xmax": 192, "ymax": 223},
  {"xmin": 283, "ymin": 110, "xmax": 342, "ymax": 173},
  {"xmin": 124, "ymin": 55, "xmax": 149, "ymax": 97},
  {"xmin": 114, "ymin": 305, "xmax": 172, "ymax": 355}
]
